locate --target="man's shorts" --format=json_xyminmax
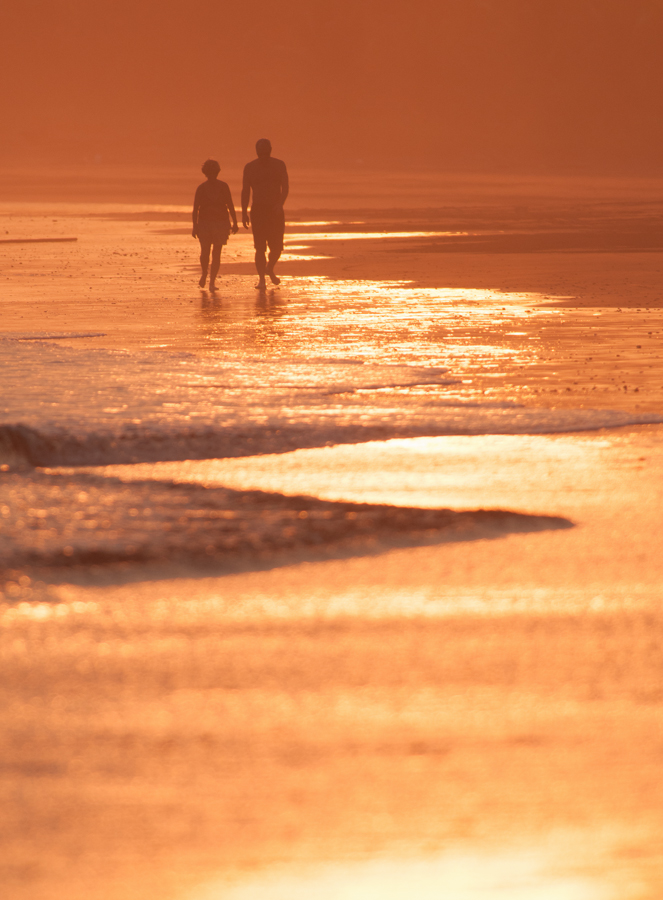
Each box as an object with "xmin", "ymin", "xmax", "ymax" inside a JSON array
[
  {"xmin": 251, "ymin": 206, "xmax": 285, "ymax": 254},
  {"xmin": 196, "ymin": 222, "xmax": 230, "ymax": 246}
]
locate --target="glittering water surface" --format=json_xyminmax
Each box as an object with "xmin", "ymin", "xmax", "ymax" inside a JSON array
[
  {"xmin": 2, "ymin": 272, "xmax": 661, "ymax": 467},
  {"xmin": 192, "ymin": 277, "xmax": 551, "ymax": 367}
]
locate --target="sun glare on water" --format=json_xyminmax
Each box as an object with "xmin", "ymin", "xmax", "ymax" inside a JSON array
[{"xmin": 191, "ymin": 851, "xmax": 613, "ymax": 900}]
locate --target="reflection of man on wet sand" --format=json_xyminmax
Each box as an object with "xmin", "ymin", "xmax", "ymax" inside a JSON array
[{"xmin": 242, "ymin": 139, "xmax": 289, "ymax": 289}]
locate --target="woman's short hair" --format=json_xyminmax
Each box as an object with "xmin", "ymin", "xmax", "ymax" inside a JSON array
[{"xmin": 201, "ymin": 159, "xmax": 221, "ymax": 176}]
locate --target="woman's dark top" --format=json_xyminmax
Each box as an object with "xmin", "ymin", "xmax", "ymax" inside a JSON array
[{"xmin": 193, "ymin": 179, "xmax": 234, "ymax": 229}]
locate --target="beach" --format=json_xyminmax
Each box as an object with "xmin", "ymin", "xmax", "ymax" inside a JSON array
[{"xmin": 2, "ymin": 169, "xmax": 663, "ymax": 899}]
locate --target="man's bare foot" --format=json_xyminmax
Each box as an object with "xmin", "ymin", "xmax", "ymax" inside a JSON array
[
  {"xmin": 266, "ymin": 268, "xmax": 281, "ymax": 285},
  {"xmin": 209, "ymin": 281, "xmax": 217, "ymax": 292},
  {"xmin": 255, "ymin": 278, "xmax": 266, "ymax": 290},
  {"xmin": 198, "ymin": 274, "xmax": 207, "ymax": 288}
]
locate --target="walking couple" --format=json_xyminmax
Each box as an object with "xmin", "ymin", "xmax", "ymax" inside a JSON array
[{"xmin": 192, "ymin": 138, "xmax": 289, "ymax": 291}]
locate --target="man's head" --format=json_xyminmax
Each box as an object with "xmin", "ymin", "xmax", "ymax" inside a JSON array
[{"xmin": 256, "ymin": 139, "xmax": 272, "ymax": 159}]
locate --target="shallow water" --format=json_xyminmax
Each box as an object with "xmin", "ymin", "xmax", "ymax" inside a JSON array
[{"xmin": 2, "ymin": 261, "xmax": 662, "ymax": 470}]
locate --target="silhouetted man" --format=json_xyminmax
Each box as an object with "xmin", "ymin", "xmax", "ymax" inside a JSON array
[{"xmin": 242, "ymin": 139, "xmax": 289, "ymax": 289}]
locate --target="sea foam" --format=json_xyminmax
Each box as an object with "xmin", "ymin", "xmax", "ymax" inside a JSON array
[{"xmin": 1, "ymin": 340, "xmax": 661, "ymax": 466}]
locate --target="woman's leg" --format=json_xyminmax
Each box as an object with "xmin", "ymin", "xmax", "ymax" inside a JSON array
[
  {"xmin": 198, "ymin": 237, "xmax": 211, "ymax": 287},
  {"xmin": 209, "ymin": 241, "xmax": 223, "ymax": 290}
]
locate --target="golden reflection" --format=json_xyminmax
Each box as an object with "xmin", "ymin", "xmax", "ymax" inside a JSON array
[
  {"xmin": 281, "ymin": 246, "xmax": 334, "ymax": 260},
  {"xmin": 285, "ymin": 220, "xmax": 345, "ymax": 226},
  {"xmin": 199, "ymin": 290, "xmax": 223, "ymax": 321},
  {"xmin": 286, "ymin": 275, "xmax": 548, "ymax": 308},
  {"xmin": 1, "ymin": 600, "xmax": 99, "ymax": 622},
  {"xmin": 255, "ymin": 288, "xmax": 287, "ymax": 317},
  {"xmin": 277, "ymin": 277, "xmax": 553, "ymax": 382},
  {"xmin": 285, "ymin": 229, "xmax": 467, "ymax": 242},
  {"xmin": 192, "ymin": 847, "xmax": 613, "ymax": 900},
  {"xmin": 78, "ymin": 434, "xmax": 611, "ymax": 516},
  {"xmin": 186, "ymin": 272, "xmax": 557, "ymax": 388}
]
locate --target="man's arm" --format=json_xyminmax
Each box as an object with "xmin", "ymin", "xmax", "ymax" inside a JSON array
[
  {"xmin": 241, "ymin": 165, "xmax": 251, "ymax": 229},
  {"xmin": 281, "ymin": 163, "xmax": 289, "ymax": 206}
]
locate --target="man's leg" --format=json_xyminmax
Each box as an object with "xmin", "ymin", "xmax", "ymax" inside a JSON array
[
  {"xmin": 198, "ymin": 238, "xmax": 211, "ymax": 287},
  {"xmin": 265, "ymin": 217, "xmax": 285, "ymax": 285},
  {"xmin": 254, "ymin": 248, "xmax": 267, "ymax": 288},
  {"xmin": 266, "ymin": 242, "xmax": 282, "ymax": 285},
  {"xmin": 209, "ymin": 242, "xmax": 222, "ymax": 290},
  {"xmin": 252, "ymin": 223, "xmax": 268, "ymax": 289}
]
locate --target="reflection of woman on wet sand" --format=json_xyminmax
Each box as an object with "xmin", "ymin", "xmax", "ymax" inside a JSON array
[{"xmin": 192, "ymin": 159, "xmax": 238, "ymax": 290}]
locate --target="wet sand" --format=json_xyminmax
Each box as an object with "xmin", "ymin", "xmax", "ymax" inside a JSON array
[
  {"xmin": 2, "ymin": 181, "xmax": 663, "ymax": 415},
  {"xmin": 2, "ymin": 172, "xmax": 663, "ymax": 899},
  {"xmin": 4, "ymin": 430, "xmax": 663, "ymax": 900}
]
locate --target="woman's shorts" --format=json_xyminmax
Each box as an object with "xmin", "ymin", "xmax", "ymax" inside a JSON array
[{"xmin": 196, "ymin": 223, "xmax": 230, "ymax": 245}]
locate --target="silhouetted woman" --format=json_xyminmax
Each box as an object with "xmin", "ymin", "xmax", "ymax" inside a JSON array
[{"xmin": 192, "ymin": 159, "xmax": 238, "ymax": 290}]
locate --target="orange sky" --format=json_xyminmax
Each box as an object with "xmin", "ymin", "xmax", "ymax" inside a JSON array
[{"xmin": 2, "ymin": 0, "xmax": 663, "ymax": 174}]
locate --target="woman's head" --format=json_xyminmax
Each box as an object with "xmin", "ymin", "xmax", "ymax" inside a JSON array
[{"xmin": 201, "ymin": 159, "xmax": 221, "ymax": 177}]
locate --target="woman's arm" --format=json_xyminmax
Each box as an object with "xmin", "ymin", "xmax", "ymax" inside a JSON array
[{"xmin": 225, "ymin": 183, "xmax": 239, "ymax": 234}]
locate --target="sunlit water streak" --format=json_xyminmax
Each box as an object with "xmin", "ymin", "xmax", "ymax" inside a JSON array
[
  {"xmin": 194, "ymin": 276, "xmax": 562, "ymax": 375},
  {"xmin": 191, "ymin": 848, "xmax": 614, "ymax": 900},
  {"xmin": 285, "ymin": 230, "xmax": 467, "ymax": 241}
]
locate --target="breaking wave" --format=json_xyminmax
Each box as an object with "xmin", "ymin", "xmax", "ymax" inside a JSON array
[
  {"xmin": 2, "ymin": 407, "xmax": 662, "ymax": 469},
  {"xmin": 1, "ymin": 340, "xmax": 662, "ymax": 468}
]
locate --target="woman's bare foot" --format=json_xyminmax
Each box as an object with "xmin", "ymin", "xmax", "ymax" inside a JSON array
[
  {"xmin": 198, "ymin": 274, "xmax": 207, "ymax": 288},
  {"xmin": 255, "ymin": 278, "xmax": 267, "ymax": 290},
  {"xmin": 266, "ymin": 268, "xmax": 281, "ymax": 285},
  {"xmin": 209, "ymin": 281, "xmax": 217, "ymax": 292}
]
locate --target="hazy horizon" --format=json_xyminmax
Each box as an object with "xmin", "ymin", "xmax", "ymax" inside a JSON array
[{"xmin": 3, "ymin": 0, "xmax": 663, "ymax": 176}]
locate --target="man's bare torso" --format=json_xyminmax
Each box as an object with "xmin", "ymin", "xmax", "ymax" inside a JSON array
[{"xmin": 242, "ymin": 157, "xmax": 288, "ymax": 211}]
